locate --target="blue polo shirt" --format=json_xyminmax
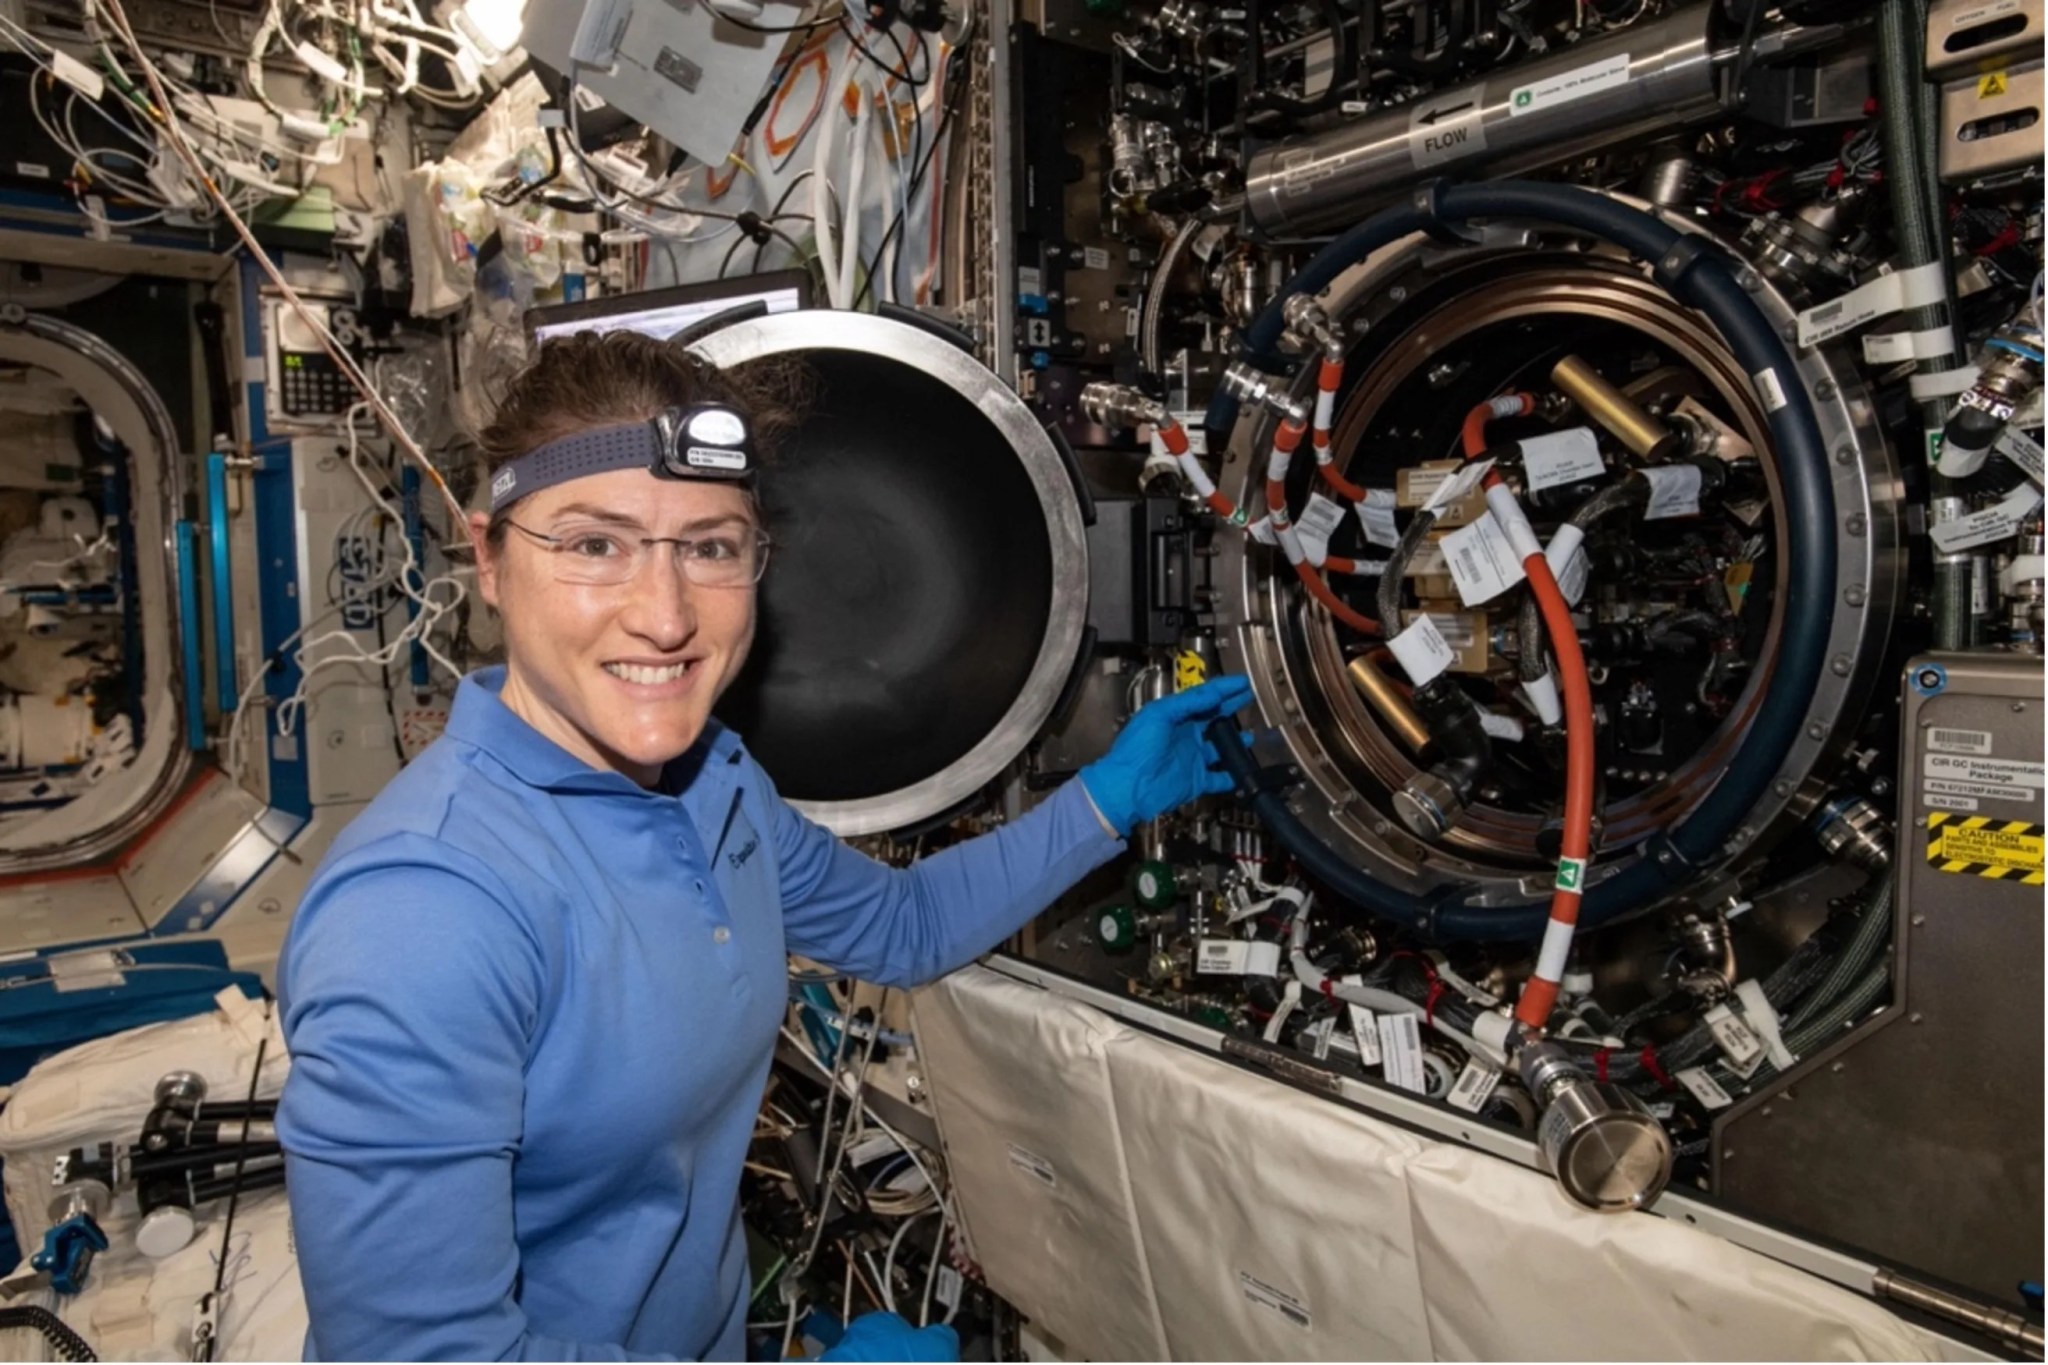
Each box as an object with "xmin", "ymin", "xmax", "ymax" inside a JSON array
[{"xmin": 276, "ymin": 667, "xmax": 1121, "ymax": 1360}]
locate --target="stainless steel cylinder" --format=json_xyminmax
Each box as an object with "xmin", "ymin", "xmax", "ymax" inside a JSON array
[
  {"xmin": 1519, "ymin": 1041, "xmax": 1674, "ymax": 1213},
  {"xmin": 1245, "ymin": 6, "xmax": 1721, "ymax": 234}
]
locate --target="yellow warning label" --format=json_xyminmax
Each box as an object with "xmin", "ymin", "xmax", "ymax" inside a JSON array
[
  {"xmin": 1174, "ymin": 650, "xmax": 1209, "ymax": 692},
  {"xmin": 1925, "ymin": 813, "xmax": 2044, "ymax": 883},
  {"xmin": 1978, "ymin": 70, "xmax": 2009, "ymax": 99}
]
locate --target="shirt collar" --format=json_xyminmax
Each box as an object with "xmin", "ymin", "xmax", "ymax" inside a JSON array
[{"xmin": 446, "ymin": 666, "xmax": 746, "ymax": 798}]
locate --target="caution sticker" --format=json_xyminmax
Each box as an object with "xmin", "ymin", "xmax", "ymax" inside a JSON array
[
  {"xmin": 1978, "ymin": 70, "xmax": 2009, "ymax": 99},
  {"xmin": 1925, "ymin": 813, "xmax": 2044, "ymax": 884}
]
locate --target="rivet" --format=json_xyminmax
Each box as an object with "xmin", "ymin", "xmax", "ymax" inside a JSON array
[
  {"xmin": 1831, "ymin": 654, "xmax": 1852, "ymax": 677},
  {"xmin": 1911, "ymin": 914, "xmax": 1926, "ymax": 926},
  {"xmin": 2014, "ymin": 702, "xmax": 2027, "ymax": 713},
  {"xmin": 1844, "ymin": 585, "xmax": 1866, "ymax": 608},
  {"xmin": 1835, "ymin": 445, "xmax": 1856, "ymax": 466},
  {"xmin": 1813, "ymin": 378, "xmax": 1837, "ymax": 400},
  {"xmin": 1845, "ymin": 512, "xmax": 1866, "ymax": 537},
  {"xmin": 1774, "ymin": 779, "xmax": 1793, "ymax": 796},
  {"xmin": 1830, "ymin": 1062, "xmax": 1844, "ymax": 1073},
  {"xmin": 1806, "ymin": 723, "xmax": 1826, "ymax": 740},
  {"xmin": 1760, "ymin": 1106, "xmax": 1772, "ymax": 1118}
]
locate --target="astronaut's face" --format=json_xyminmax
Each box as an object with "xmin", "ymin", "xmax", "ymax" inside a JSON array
[{"xmin": 473, "ymin": 468, "xmax": 760, "ymax": 786}]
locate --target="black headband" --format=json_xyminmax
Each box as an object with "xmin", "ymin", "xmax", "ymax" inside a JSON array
[{"xmin": 488, "ymin": 404, "xmax": 757, "ymax": 514}]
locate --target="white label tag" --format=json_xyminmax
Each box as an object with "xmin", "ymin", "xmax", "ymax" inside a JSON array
[
  {"xmin": 1705, "ymin": 1003, "xmax": 1765, "ymax": 1077},
  {"xmin": 1005, "ymin": 1143, "xmax": 1058, "ymax": 1188},
  {"xmin": 1357, "ymin": 488, "xmax": 1399, "ymax": 547},
  {"xmin": 14, "ymin": 161, "xmax": 51, "ymax": 180},
  {"xmin": 1676, "ymin": 1066, "xmax": 1734, "ymax": 1110},
  {"xmin": 1378, "ymin": 1013, "xmax": 1428, "ymax": 1094},
  {"xmin": 1929, "ymin": 485, "xmax": 2044, "ymax": 552},
  {"xmin": 1928, "ymin": 727, "xmax": 1994, "ymax": 755},
  {"xmin": 1519, "ymin": 428, "xmax": 1605, "ymax": 492},
  {"xmin": 1924, "ymin": 752, "xmax": 2043, "ymax": 791},
  {"xmin": 1442, "ymin": 513, "xmax": 1528, "ymax": 606},
  {"xmin": 1862, "ymin": 331, "xmax": 1916, "ymax": 364},
  {"xmin": 1294, "ymin": 492, "xmax": 1348, "ymax": 562},
  {"xmin": 1926, "ymin": 792, "xmax": 1979, "ymax": 811},
  {"xmin": 1307, "ymin": 1015, "xmax": 1336, "ymax": 1060},
  {"xmin": 1017, "ymin": 266, "xmax": 1042, "ymax": 295},
  {"xmin": 1238, "ymin": 1271, "xmax": 1312, "ymax": 1330},
  {"xmin": 1795, "ymin": 262, "xmax": 1950, "ymax": 346},
  {"xmin": 1445, "ymin": 1058, "xmax": 1500, "ymax": 1113},
  {"xmin": 1424, "ymin": 458, "xmax": 1495, "ymax": 512},
  {"xmin": 934, "ymin": 1265, "xmax": 963, "ymax": 1310},
  {"xmin": 50, "ymin": 48, "xmax": 106, "ymax": 101},
  {"xmin": 1998, "ymin": 426, "xmax": 2044, "ymax": 485},
  {"xmin": 1734, "ymin": 979, "xmax": 1796, "ymax": 1070},
  {"xmin": 1197, "ymin": 939, "xmax": 1251, "ymax": 974},
  {"xmin": 1509, "ymin": 53, "xmax": 1630, "ymax": 116},
  {"xmin": 1345, "ymin": 998, "xmax": 1380, "ymax": 1065},
  {"xmin": 1246, "ymin": 515, "xmax": 1278, "ymax": 546},
  {"xmin": 1641, "ymin": 465, "xmax": 1703, "ymax": 519},
  {"xmin": 1083, "ymin": 246, "xmax": 1110, "ymax": 271},
  {"xmin": 1388, "ymin": 614, "xmax": 1457, "ymax": 686}
]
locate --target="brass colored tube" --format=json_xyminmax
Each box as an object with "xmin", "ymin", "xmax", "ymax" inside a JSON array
[
  {"xmin": 1347, "ymin": 655, "xmax": 1431, "ymax": 753},
  {"xmin": 1551, "ymin": 354, "xmax": 1681, "ymax": 462}
]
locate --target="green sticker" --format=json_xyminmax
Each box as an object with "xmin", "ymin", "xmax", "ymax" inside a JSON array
[{"xmin": 1555, "ymin": 857, "xmax": 1586, "ymax": 893}]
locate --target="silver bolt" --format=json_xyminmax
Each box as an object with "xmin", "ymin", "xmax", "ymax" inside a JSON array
[
  {"xmin": 1844, "ymin": 585, "xmax": 1865, "ymax": 608},
  {"xmin": 1782, "ymin": 322, "xmax": 1801, "ymax": 343},
  {"xmin": 1760, "ymin": 1106, "xmax": 1772, "ymax": 1118},
  {"xmin": 1389, "ymin": 286, "xmax": 1407, "ymax": 302},
  {"xmin": 2014, "ymin": 701, "xmax": 2028, "ymax": 713},
  {"xmin": 1831, "ymin": 654, "xmax": 1852, "ymax": 677},
  {"xmin": 1911, "ymin": 914, "xmax": 1926, "ymax": 927},
  {"xmin": 1737, "ymin": 270, "xmax": 1761, "ymax": 291},
  {"xmin": 1845, "ymin": 513, "xmax": 1866, "ymax": 537},
  {"xmin": 1774, "ymin": 779, "xmax": 1793, "ymax": 796},
  {"xmin": 1806, "ymin": 722, "xmax": 1826, "ymax": 740},
  {"xmin": 1835, "ymin": 445, "xmax": 1856, "ymax": 466},
  {"xmin": 1830, "ymin": 1062, "xmax": 1844, "ymax": 1073},
  {"xmin": 1813, "ymin": 378, "xmax": 1837, "ymax": 400}
]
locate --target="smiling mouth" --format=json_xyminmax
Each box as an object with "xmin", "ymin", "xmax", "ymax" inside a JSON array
[{"xmin": 603, "ymin": 661, "xmax": 696, "ymax": 685}]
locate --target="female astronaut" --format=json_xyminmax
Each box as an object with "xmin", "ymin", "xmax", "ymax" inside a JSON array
[{"xmin": 275, "ymin": 330, "xmax": 1253, "ymax": 1361}]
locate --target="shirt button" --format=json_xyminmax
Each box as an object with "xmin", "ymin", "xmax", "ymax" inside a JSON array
[{"xmin": 713, "ymin": 926, "xmax": 731, "ymax": 944}]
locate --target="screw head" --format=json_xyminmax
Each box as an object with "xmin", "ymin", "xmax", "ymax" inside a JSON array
[
  {"xmin": 1845, "ymin": 512, "xmax": 1867, "ymax": 537},
  {"xmin": 1909, "ymin": 1012, "xmax": 1924, "ymax": 1024},
  {"xmin": 1835, "ymin": 445, "xmax": 1856, "ymax": 466},
  {"xmin": 1844, "ymin": 585, "xmax": 1866, "ymax": 608},
  {"xmin": 1807, "ymin": 722, "xmax": 1826, "ymax": 740},
  {"xmin": 1832, "ymin": 654, "xmax": 1853, "ymax": 677}
]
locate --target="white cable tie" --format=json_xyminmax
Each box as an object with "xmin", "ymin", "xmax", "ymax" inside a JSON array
[
  {"xmin": 1483, "ymin": 483, "xmax": 1545, "ymax": 562},
  {"xmin": 1909, "ymin": 365, "xmax": 1980, "ymax": 400},
  {"xmin": 1519, "ymin": 670, "xmax": 1563, "ymax": 726},
  {"xmin": 1861, "ymin": 325, "xmax": 1957, "ymax": 365},
  {"xmin": 1266, "ymin": 446, "xmax": 1293, "ymax": 483},
  {"xmin": 1314, "ymin": 387, "xmax": 1337, "ymax": 431}
]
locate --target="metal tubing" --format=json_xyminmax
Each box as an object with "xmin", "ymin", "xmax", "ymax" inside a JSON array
[
  {"xmin": 1346, "ymin": 654, "xmax": 1431, "ymax": 753},
  {"xmin": 1550, "ymin": 355, "xmax": 1681, "ymax": 462},
  {"xmin": 1244, "ymin": 7, "xmax": 1720, "ymax": 234},
  {"xmin": 1873, "ymin": 1268, "xmax": 2046, "ymax": 1356}
]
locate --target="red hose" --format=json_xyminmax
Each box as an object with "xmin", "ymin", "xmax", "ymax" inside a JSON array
[
  {"xmin": 1266, "ymin": 418, "xmax": 1382, "ymax": 637},
  {"xmin": 1458, "ymin": 395, "xmax": 1594, "ymax": 1033}
]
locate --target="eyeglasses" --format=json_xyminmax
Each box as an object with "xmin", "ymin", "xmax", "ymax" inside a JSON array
[{"xmin": 502, "ymin": 518, "xmax": 771, "ymax": 588}]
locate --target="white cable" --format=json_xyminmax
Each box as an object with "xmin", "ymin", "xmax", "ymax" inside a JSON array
[
  {"xmin": 1284, "ymin": 899, "xmax": 1505, "ymax": 1067},
  {"xmin": 838, "ymin": 78, "xmax": 868, "ymax": 309}
]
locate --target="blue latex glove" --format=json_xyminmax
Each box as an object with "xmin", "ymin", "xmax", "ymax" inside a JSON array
[
  {"xmin": 1079, "ymin": 673, "xmax": 1256, "ymax": 837},
  {"xmin": 819, "ymin": 1313, "xmax": 959, "ymax": 1362}
]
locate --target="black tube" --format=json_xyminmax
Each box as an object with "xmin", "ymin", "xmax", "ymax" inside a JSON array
[
  {"xmin": 1213, "ymin": 179, "xmax": 1839, "ymax": 942},
  {"xmin": 1206, "ymin": 717, "xmax": 1434, "ymax": 931},
  {"xmin": 0, "ymin": 1308, "xmax": 97, "ymax": 1362}
]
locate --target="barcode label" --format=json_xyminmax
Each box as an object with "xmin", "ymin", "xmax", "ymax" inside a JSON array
[
  {"xmin": 1705, "ymin": 1003, "xmax": 1765, "ymax": 1077},
  {"xmin": 934, "ymin": 1265, "xmax": 964, "ymax": 1310},
  {"xmin": 1357, "ymin": 489, "xmax": 1400, "ymax": 547},
  {"xmin": 1238, "ymin": 1271, "xmax": 1313, "ymax": 1330},
  {"xmin": 1378, "ymin": 1013, "xmax": 1428, "ymax": 1094},
  {"xmin": 1928, "ymin": 728, "xmax": 1993, "ymax": 756},
  {"xmin": 1676, "ymin": 1066, "xmax": 1733, "ymax": 1110},
  {"xmin": 1294, "ymin": 492, "xmax": 1349, "ymax": 563},
  {"xmin": 1445, "ymin": 1058, "xmax": 1500, "ymax": 1112}
]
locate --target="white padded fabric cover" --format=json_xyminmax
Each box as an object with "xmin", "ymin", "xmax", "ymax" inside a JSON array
[{"xmin": 916, "ymin": 965, "xmax": 1976, "ymax": 1363}]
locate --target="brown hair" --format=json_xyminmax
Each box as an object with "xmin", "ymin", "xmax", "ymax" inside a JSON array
[{"xmin": 475, "ymin": 329, "xmax": 809, "ymax": 541}]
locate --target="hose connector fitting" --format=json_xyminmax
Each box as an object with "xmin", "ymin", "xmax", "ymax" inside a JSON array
[
  {"xmin": 1517, "ymin": 1040, "xmax": 1674, "ymax": 1213},
  {"xmin": 1220, "ymin": 363, "xmax": 1309, "ymax": 424},
  {"xmin": 1080, "ymin": 382, "xmax": 1167, "ymax": 433},
  {"xmin": 1811, "ymin": 792, "xmax": 1893, "ymax": 871},
  {"xmin": 1281, "ymin": 294, "xmax": 1347, "ymax": 361}
]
